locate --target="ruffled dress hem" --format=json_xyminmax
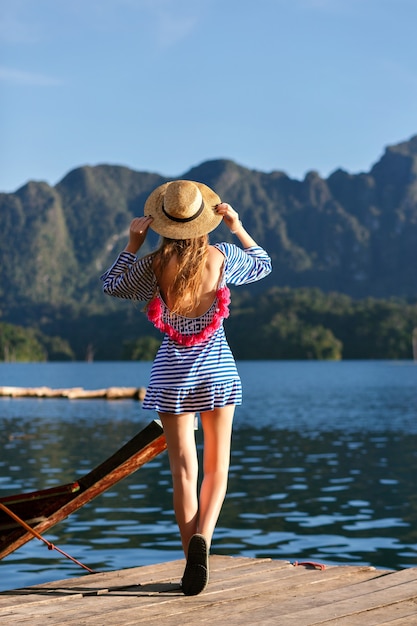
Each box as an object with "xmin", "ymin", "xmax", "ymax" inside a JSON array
[{"xmin": 142, "ymin": 380, "xmax": 242, "ymax": 414}]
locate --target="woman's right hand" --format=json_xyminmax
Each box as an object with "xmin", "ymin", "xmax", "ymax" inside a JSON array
[
  {"xmin": 216, "ymin": 202, "xmax": 258, "ymax": 249},
  {"xmin": 125, "ymin": 216, "xmax": 154, "ymax": 254},
  {"xmin": 215, "ymin": 203, "xmax": 242, "ymax": 233}
]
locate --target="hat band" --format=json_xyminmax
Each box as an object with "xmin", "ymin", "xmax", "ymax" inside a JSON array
[{"xmin": 162, "ymin": 199, "xmax": 205, "ymax": 223}]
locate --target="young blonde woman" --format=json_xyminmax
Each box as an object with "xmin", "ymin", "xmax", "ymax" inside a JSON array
[{"xmin": 101, "ymin": 180, "xmax": 272, "ymax": 595}]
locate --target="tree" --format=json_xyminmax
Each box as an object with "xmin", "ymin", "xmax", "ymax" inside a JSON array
[
  {"xmin": 0, "ymin": 323, "xmax": 46, "ymax": 361},
  {"xmin": 123, "ymin": 336, "xmax": 161, "ymax": 360}
]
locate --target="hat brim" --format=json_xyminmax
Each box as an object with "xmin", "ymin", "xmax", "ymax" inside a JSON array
[{"xmin": 144, "ymin": 180, "xmax": 222, "ymax": 239}]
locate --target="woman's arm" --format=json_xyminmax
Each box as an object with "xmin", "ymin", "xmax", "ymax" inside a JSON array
[
  {"xmin": 215, "ymin": 202, "xmax": 257, "ymax": 248},
  {"xmin": 101, "ymin": 216, "xmax": 155, "ymax": 300},
  {"xmin": 213, "ymin": 202, "xmax": 272, "ymax": 285}
]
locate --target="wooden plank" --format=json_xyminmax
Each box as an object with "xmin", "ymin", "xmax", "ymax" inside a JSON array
[
  {"xmin": 253, "ymin": 584, "xmax": 417, "ymax": 625},
  {"xmin": 103, "ymin": 565, "xmax": 416, "ymax": 626},
  {"xmin": 0, "ymin": 556, "xmax": 273, "ymax": 597},
  {"xmin": 208, "ymin": 560, "xmax": 380, "ymax": 588},
  {"xmin": 212, "ymin": 569, "xmax": 417, "ymax": 626},
  {"xmin": 0, "ymin": 558, "xmax": 415, "ymax": 626},
  {"xmin": 123, "ymin": 572, "xmax": 417, "ymax": 626},
  {"xmin": 0, "ymin": 560, "xmax": 184, "ymax": 609},
  {"xmin": 119, "ymin": 563, "xmax": 393, "ymax": 625},
  {"xmin": 317, "ymin": 600, "xmax": 417, "ymax": 625}
]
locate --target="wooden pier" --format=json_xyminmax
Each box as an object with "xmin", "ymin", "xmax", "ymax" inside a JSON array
[{"xmin": 0, "ymin": 556, "xmax": 416, "ymax": 625}]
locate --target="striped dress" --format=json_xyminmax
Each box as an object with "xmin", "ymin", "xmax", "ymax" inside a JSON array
[{"xmin": 101, "ymin": 243, "xmax": 272, "ymax": 414}]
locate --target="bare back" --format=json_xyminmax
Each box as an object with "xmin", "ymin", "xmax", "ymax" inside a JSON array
[{"xmin": 154, "ymin": 245, "xmax": 225, "ymax": 318}]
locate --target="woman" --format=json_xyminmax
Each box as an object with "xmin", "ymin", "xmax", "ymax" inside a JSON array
[{"xmin": 101, "ymin": 180, "xmax": 272, "ymax": 595}]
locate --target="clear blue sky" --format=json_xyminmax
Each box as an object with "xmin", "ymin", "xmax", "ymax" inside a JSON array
[{"xmin": 1, "ymin": 0, "xmax": 417, "ymax": 192}]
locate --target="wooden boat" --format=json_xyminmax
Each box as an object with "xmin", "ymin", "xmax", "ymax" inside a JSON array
[{"xmin": 0, "ymin": 419, "xmax": 166, "ymax": 560}]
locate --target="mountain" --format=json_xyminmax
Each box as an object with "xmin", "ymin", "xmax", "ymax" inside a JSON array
[{"xmin": 1, "ymin": 136, "xmax": 417, "ymax": 332}]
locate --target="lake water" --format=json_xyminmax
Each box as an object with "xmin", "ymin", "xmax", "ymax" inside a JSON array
[{"xmin": 0, "ymin": 360, "xmax": 416, "ymax": 591}]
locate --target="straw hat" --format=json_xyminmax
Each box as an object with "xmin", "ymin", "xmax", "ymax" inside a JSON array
[{"xmin": 144, "ymin": 180, "xmax": 222, "ymax": 239}]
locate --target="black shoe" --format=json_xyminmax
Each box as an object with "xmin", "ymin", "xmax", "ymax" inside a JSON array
[{"xmin": 181, "ymin": 533, "xmax": 209, "ymax": 596}]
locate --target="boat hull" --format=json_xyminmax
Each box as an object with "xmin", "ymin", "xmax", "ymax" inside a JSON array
[{"xmin": 0, "ymin": 420, "xmax": 166, "ymax": 560}]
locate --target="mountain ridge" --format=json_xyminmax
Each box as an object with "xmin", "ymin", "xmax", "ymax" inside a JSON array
[{"xmin": 1, "ymin": 134, "xmax": 417, "ymax": 328}]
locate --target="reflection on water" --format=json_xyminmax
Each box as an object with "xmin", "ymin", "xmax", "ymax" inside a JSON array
[
  {"xmin": 0, "ymin": 361, "xmax": 416, "ymax": 591},
  {"xmin": 224, "ymin": 428, "xmax": 416, "ymax": 568}
]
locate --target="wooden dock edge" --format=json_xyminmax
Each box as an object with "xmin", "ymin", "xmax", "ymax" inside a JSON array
[{"xmin": 0, "ymin": 556, "xmax": 416, "ymax": 625}]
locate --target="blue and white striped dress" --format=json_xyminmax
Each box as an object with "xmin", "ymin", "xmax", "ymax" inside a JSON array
[{"xmin": 101, "ymin": 243, "xmax": 272, "ymax": 414}]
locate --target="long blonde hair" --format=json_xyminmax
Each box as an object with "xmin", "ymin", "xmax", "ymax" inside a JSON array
[{"xmin": 151, "ymin": 236, "xmax": 209, "ymax": 315}]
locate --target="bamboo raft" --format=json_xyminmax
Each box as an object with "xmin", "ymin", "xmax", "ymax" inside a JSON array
[
  {"xmin": 0, "ymin": 557, "xmax": 416, "ymax": 625},
  {"xmin": 0, "ymin": 386, "xmax": 146, "ymax": 400}
]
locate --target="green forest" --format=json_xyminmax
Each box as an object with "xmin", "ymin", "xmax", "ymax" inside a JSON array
[{"xmin": 1, "ymin": 287, "xmax": 416, "ymax": 362}]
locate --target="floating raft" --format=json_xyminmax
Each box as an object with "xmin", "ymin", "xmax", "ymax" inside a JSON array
[
  {"xmin": 0, "ymin": 557, "xmax": 416, "ymax": 625},
  {"xmin": 0, "ymin": 386, "xmax": 146, "ymax": 400}
]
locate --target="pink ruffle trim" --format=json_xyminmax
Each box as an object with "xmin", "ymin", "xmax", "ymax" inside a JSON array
[{"xmin": 146, "ymin": 286, "xmax": 231, "ymax": 346}]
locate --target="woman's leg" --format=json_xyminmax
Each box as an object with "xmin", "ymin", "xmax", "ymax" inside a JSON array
[
  {"xmin": 158, "ymin": 412, "xmax": 199, "ymax": 555},
  {"xmin": 198, "ymin": 405, "xmax": 235, "ymax": 547}
]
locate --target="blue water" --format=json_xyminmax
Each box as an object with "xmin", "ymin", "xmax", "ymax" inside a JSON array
[{"xmin": 0, "ymin": 360, "xmax": 416, "ymax": 591}]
